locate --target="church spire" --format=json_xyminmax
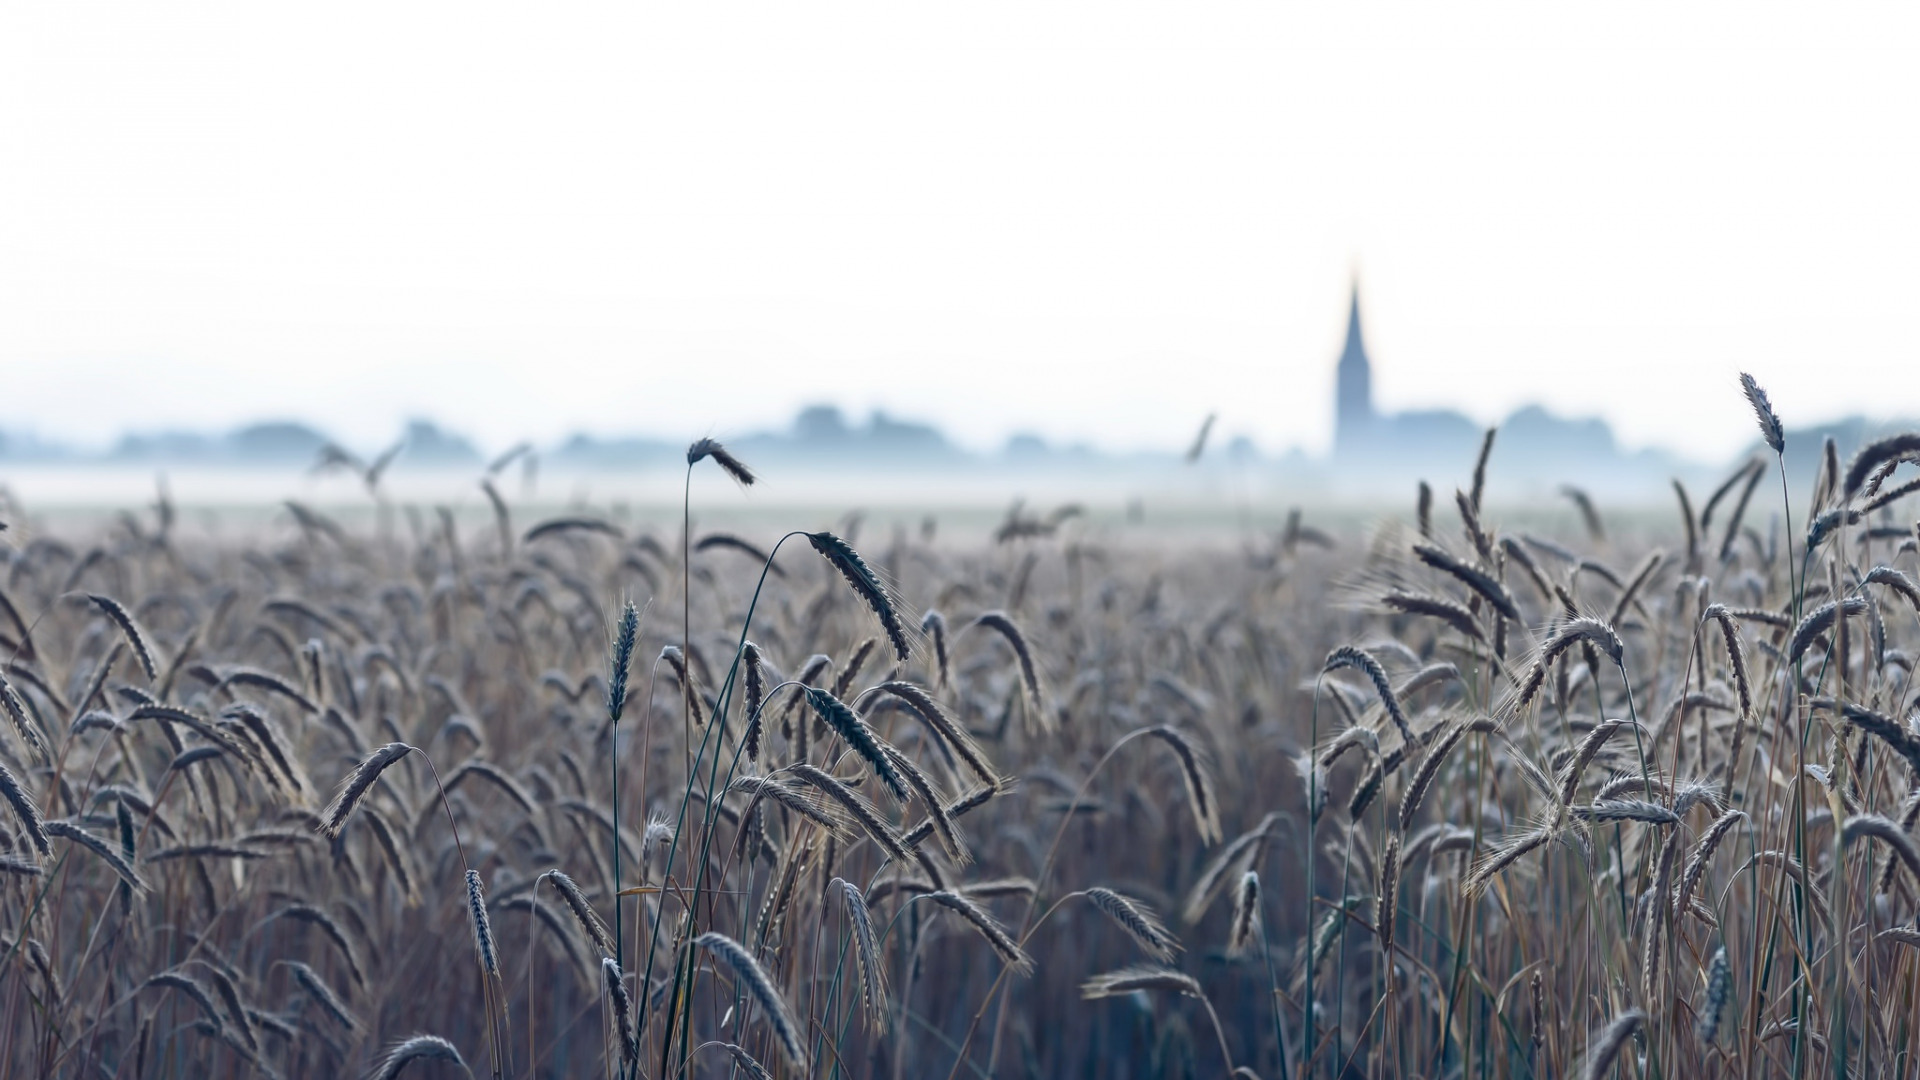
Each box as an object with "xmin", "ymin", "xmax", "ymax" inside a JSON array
[
  {"xmin": 1344, "ymin": 282, "xmax": 1365, "ymax": 358},
  {"xmin": 1334, "ymin": 278, "xmax": 1374, "ymax": 455}
]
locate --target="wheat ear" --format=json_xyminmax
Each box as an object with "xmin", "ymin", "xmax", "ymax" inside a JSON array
[{"xmin": 695, "ymin": 932, "xmax": 807, "ymax": 1068}]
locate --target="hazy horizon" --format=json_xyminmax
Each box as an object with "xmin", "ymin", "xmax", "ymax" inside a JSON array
[{"xmin": 7, "ymin": 4, "xmax": 1920, "ymax": 460}]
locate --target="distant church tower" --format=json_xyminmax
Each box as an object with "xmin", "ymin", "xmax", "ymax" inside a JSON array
[{"xmin": 1334, "ymin": 281, "xmax": 1375, "ymax": 455}]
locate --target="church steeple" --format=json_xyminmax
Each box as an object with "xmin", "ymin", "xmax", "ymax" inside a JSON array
[{"xmin": 1334, "ymin": 279, "xmax": 1374, "ymax": 455}]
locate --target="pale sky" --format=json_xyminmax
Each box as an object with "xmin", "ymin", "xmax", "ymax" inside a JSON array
[{"xmin": 3, "ymin": 3, "xmax": 1916, "ymax": 461}]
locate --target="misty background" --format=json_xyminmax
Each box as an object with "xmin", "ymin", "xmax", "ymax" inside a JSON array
[{"xmin": 4, "ymin": 3, "xmax": 1919, "ymax": 509}]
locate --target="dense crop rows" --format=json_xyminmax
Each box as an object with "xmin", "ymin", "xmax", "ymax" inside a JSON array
[{"xmin": 1, "ymin": 383, "xmax": 1919, "ymax": 1077}]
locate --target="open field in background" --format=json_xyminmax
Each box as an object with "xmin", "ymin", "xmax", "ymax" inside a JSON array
[
  {"xmin": 0, "ymin": 405, "xmax": 1918, "ymax": 1078},
  {"xmin": 0, "ymin": 461, "xmax": 1689, "ymax": 549}
]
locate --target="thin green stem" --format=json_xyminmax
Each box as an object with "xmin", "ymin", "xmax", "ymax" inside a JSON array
[{"xmin": 639, "ymin": 531, "xmax": 808, "ymax": 1073}]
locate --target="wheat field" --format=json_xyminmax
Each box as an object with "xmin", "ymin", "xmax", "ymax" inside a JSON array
[{"xmin": 1, "ymin": 385, "xmax": 1918, "ymax": 1078}]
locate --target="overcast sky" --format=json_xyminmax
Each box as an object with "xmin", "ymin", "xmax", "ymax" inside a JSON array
[{"xmin": 3, "ymin": 3, "xmax": 1916, "ymax": 460}]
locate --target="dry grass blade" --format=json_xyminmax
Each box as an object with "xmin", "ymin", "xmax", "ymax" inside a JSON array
[
  {"xmin": 601, "ymin": 957, "xmax": 638, "ymax": 1066},
  {"xmin": 1455, "ymin": 488, "xmax": 1494, "ymax": 561},
  {"xmin": 1464, "ymin": 826, "xmax": 1553, "ymax": 898},
  {"xmin": 1182, "ymin": 812, "xmax": 1278, "ymax": 923},
  {"xmin": 1143, "ymin": 725, "xmax": 1223, "ymax": 844},
  {"xmin": 1844, "ymin": 431, "xmax": 1920, "ymax": 499},
  {"xmin": 1401, "ymin": 721, "xmax": 1471, "ymax": 830},
  {"xmin": 1864, "ymin": 564, "xmax": 1920, "ymax": 611},
  {"xmin": 730, "ymin": 776, "xmax": 846, "ymax": 839},
  {"xmin": 741, "ymin": 640, "xmax": 766, "ymax": 761},
  {"xmin": 1806, "ymin": 506, "xmax": 1862, "ymax": 549},
  {"xmin": 1323, "ymin": 645, "xmax": 1412, "ymax": 747},
  {"xmin": 523, "ymin": 516, "xmax": 621, "ymax": 544},
  {"xmin": 1551, "ymin": 616, "xmax": 1625, "ymax": 666},
  {"xmin": 361, "ymin": 807, "xmax": 418, "ymax": 905},
  {"xmin": 1081, "ymin": 965, "xmax": 1202, "ymax": 999},
  {"xmin": 543, "ymin": 869, "xmax": 615, "ymax": 958},
  {"xmin": 142, "ymin": 970, "xmax": 223, "ymax": 1024},
  {"xmin": 1559, "ymin": 485, "xmax": 1605, "ymax": 542},
  {"xmin": 1570, "ymin": 800, "xmax": 1679, "ymax": 825},
  {"xmin": 607, "ymin": 599, "xmax": 639, "ymax": 724},
  {"xmin": 1713, "ymin": 462, "xmax": 1765, "ymax": 563},
  {"xmin": 695, "ymin": 932, "xmax": 808, "ymax": 1067},
  {"xmin": 1840, "ymin": 815, "xmax": 1920, "ymax": 885},
  {"xmin": 1882, "ymin": 795, "xmax": 1920, "ymax": 896},
  {"xmin": 465, "ymin": 869, "xmax": 498, "ymax": 976},
  {"xmin": 1085, "ymin": 886, "xmax": 1181, "ymax": 962},
  {"xmin": 832, "ymin": 876, "xmax": 889, "ymax": 1030},
  {"xmin": 1317, "ymin": 725, "xmax": 1380, "ymax": 772},
  {"xmin": 1227, "ymin": 871, "xmax": 1260, "ymax": 957},
  {"xmin": 868, "ymin": 680, "xmax": 997, "ymax": 788},
  {"xmin": 1824, "ymin": 699, "xmax": 1920, "ymax": 778},
  {"xmin": 224, "ymin": 704, "xmax": 309, "ymax": 796},
  {"xmin": 721, "ymin": 1043, "xmax": 775, "ymax": 1080},
  {"xmin": 831, "ymin": 637, "xmax": 878, "ymax": 699},
  {"xmin": 687, "ymin": 437, "xmax": 757, "ymax": 486},
  {"xmin": 1739, "ymin": 372, "xmax": 1785, "ymax": 454},
  {"xmin": 1789, "ymin": 597, "xmax": 1868, "ymax": 665},
  {"xmin": 809, "ymin": 531, "xmax": 912, "ymax": 662},
  {"xmin": 204, "ymin": 965, "xmax": 256, "ymax": 1051},
  {"xmin": 1697, "ymin": 946, "xmax": 1731, "ymax": 1044},
  {"xmin": 1501, "ymin": 535, "xmax": 1558, "ymax": 606},
  {"xmin": 1606, "ymin": 549, "xmax": 1663, "ymax": 628},
  {"xmin": 86, "ymin": 593, "xmax": 161, "ymax": 682},
  {"xmin": 142, "ymin": 844, "xmax": 270, "ymax": 863},
  {"xmin": 1558, "ymin": 720, "xmax": 1629, "ymax": 807},
  {"xmin": 1580, "ymin": 1010, "xmax": 1645, "ymax": 1080},
  {"xmin": 925, "ymin": 891, "xmax": 1034, "ymax": 975},
  {"xmin": 445, "ymin": 760, "xmax": 537, "ymax": 818},
  {"xmin": 1673, "ymin": 479, "xmax": 1699, "ymax": 567},
  {"xmin": 1412, "ymin": 543, "xmax": 1519, "ymax": 620},
  {"xmin": 805, "ymin": 686, "xmax": 909, "ymax": 802},
  {"xmin": 216, "ymin": 666, "xmax": 318, "ymax": 714},
  {"xmin": 881, "ymin": 743, "xmax": 967, "ymax": 862},
  {"xmin": 660, "ymin": 645, "xmax": 707, "ymax": 728},
  {"xmin": 786, "ymin": 763, "xmax": 911, "ymax": 862},
  {"xmin": 45, "ymin": 820, "xmax": 146, "ymax": 892},
  {"xmin": 969, "ymin": 610, "xmax": 1047, "ymax": 722},
  {"xmin": 1514, "ymin": 617, "xmax": 1625, "ymax": 712},
  {"xmin": 1701, "ymin": 604, "xmax": 1753, "ymax": 721},
  {"xmin": 318, "ymin": 743, "xmax": 414, "ymax": 838},
  {"xmin": 1381, "ymin": 591, "xmax": 1486, "ymax": 643},
  {"xmin": 498, "ymin": 896, "xmax": 589, "ymax": 976},
  {"xmin": 960, "ymin": 876, "xmax": 1034, "ymax": 899},
  {"xmin": 0, "ymin": 759, "xmax": 49, "ymax": 857},
  {"xmin": 264, "ymin": 903, "xmax": 366, "ymax": 988},
  {"xmin": 695, "ymin": 531, "xmax": 780, "ymax": 573},
  {"xmin": 0, "ymin": 670, "xmax": 48, "ymax": 765},
  {"xmin": 281, "ymin": 960, "xmax": 357, "ymax": 1031},
  {"xmin": 1880, "ymin": 926, "xmax": 1920, "ymax": 949},
  {"xmin": 1676, "ymin": 809, "xmax": 1747, "ymax": 914},
  {"xmin": 901, "ymin": 782, "xmax": 1002, "ymax": 851},
  {"xmin": 1377, "ymin": 833, "xmax": 1401, "ymax": 957},
  {"xmin": 1470, "ymin": 426, "xmax": 1497, "ymax": 511},
  {"xmin": 369, "ymin": 1033, "xmax": 470, "ymax": 1080},
  {"xmin": 1185, "ymin": 413, "xmax": 1216, "ymax": 463},
  {"xmin": 920, "ymin": 610, "xmax": 951, "ymax": 689},
  {"xmin": 1735, "ymin": 851, "xmax": 1831, "ymax": 927}
]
